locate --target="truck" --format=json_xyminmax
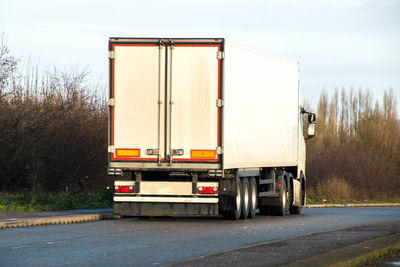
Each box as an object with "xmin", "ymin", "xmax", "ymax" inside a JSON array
[{"xmin": 107, "ymin": 38, "xmax": 316, "ymax": 220}]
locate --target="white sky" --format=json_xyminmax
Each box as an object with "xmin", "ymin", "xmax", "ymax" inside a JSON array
[{"xmin": 1, "ymin": 0, "xmax": 399, "ymax": 109}]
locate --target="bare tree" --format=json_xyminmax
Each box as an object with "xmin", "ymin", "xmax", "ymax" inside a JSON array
[{"xmin": 307, "ymin": 88, "xmax": 400, "ymax": 200}]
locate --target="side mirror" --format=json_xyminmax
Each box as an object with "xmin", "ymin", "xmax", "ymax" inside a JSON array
[
  {"xmin": 308, "ymin": 113, "xmax": 316, "ymax": 123},
  {"xmin": 306, "ymin": 123, "xmax": 316, "ymax": 140}
]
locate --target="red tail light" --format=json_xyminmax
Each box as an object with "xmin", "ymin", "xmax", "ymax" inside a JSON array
[
  {"xmin": 198, "ymin": 186, "xmax": 218, "ymax": 194},
  {"xmin": 115, "ymin": 185, "xmax": 134, "ymax": 193}
]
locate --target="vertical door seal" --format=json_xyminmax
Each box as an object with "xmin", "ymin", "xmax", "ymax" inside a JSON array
[
  {"xmin": 157, "ymin": 42, "xmax": 163, "ymax": 165},
  {"xmin": 168, "ymin": 42, "xmax": 174, "ymax": 165}
]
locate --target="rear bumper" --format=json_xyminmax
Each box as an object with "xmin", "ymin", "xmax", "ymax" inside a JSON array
[
  {"xmin": 114, "ymin": 202, "xmax": 219, "ymax": 216},
  {"xmin": 113, "ymin": 179, "xmax": 220, "ymax": 216}
]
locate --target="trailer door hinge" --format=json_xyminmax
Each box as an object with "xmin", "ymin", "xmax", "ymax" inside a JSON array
[
  {"xmin": 216, "ymin": 146, "xmax": 223, "ymax": 154},
  {"xmin": 171, "ymin": 149, "xmax": 184, "ymax": 156},
  {"xmin": 216, "ymin": 99, "xmax": 224, "ymax": 107},
  {"xmin": 108, "ymin": 146, "xmax": 114, "ymax": 153},
  {"xmin": 217, "ymin": 51, "xmax": 224, "ymax": 60},
  {"xmin": 108, "ymin": 98, "xmax": 115, "ymax": 106},
  {"xmin": 146, "ymin": 149, "xmax": 160, "ymax": 155},
  {"xmin": 108, "ymin": 51, "xmax": 115, "ymax": 59}
]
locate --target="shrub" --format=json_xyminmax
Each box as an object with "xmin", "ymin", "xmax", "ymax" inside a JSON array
[
  {"xmin": 307, "ymin": 88, "xmax": 400, "ymax": 201},
  {"xmin": 0, "ymin": 37, "xmax": 112, "ymax": 194}
]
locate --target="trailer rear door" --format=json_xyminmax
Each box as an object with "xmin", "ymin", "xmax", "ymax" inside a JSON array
[
  {"xmin": 167, "ymin": 44, "xmax": 221, "ymax": 163},
  {"xmin": 109, "ymin": 39, "xmax": 222, "ymax": 166},
  {"xmin": 111, "ymin": 44, "xmax": 165, "ymax": 162}
]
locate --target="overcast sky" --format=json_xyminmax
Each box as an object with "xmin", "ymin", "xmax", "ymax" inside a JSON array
[{"xmin": 1, "ymin": 0, "xmax": 399, "ymax": 109}]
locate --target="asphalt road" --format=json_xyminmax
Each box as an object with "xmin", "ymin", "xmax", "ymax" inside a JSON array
[{"xmin": 0, "ymin": 207, "xmax": 399, "ymax": 267}]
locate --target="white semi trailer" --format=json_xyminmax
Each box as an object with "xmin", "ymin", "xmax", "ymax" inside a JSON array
[{"xmin": 108, "ymin": 38, "xmax": 316, "ymax": 220}]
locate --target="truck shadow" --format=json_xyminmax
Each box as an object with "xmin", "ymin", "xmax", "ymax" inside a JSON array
[{"xmin": 120, "ymin": 213, "xmax": 303, "ymax": 223}]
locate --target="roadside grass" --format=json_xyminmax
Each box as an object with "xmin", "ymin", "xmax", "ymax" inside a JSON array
[
  {"xmin": 0, "ymin": 189, "xmax": 113, "ymax": 212},
  {"xmin": 306, "ymin": 180, "xmax": 400, "ymax": 204},
  {"xmin": 306, "ymin": 193, "xmax": 400, "ymax": 205},
  {"xmin": 306, "ymin": 196, "xmax": 400, "ymax": 204}
]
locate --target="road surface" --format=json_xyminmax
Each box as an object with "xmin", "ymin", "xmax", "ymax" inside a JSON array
[{"xmin": 0, "ymin": 207, "xmax": 399, "ymax": 266}]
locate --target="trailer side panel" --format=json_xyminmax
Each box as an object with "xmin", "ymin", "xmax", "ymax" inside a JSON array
[{"xmin": 223, "ymin": 41, "xmax": 300, "ymax": 169}]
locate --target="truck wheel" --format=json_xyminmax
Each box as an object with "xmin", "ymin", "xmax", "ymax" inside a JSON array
[
  {"xmin": 290, "ymin": 178, "xmax": 304, "ymax": 215},
  {"xmin": 222, "ymin": 177, "xmax": 243, "ymax": 220},
  {"xmin": 274, "ymin": 179, "xmax": 289, "ymax": 216},
  {"xmin": 248, "ymin": 177, "xmax": 257, "ymax": 219},
  {"xmin": 233, "ymin": 178, "xmax": 243, "ymax": 220},
  {"xmin": 290, "ymin": 203, "xmax": 302, "ymax": 214},
  {"xmin": 288, "ymin": 174, "xmax": 297, "ymax": 214},
  {"xmin": 241, "ymin": 178, "xmax": 250, "ymax": 219},
  {"xmin": 301, "ymin": 178, "xmax": 306, "ymax": 206}
]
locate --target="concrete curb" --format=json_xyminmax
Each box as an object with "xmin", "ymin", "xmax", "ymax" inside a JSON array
[
  {"xmin": 285, "ymin": 233, "xmax": 400, "ymax": 267},
  {"xmin": 305, "ymin": 203, "xmax": 400, "ymax": 208},
  {"xmin": 0, "ymin": 213, "xmax": 119, "ymax": 229}
]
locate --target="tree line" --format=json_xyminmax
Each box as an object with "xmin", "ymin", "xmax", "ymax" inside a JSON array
[
  {"xmin": 0, "ymin": 38, "xmax": 110, "ymax": 193},
  {"xmin": 306, "ymin": 88, "xmax": 400, "ymax": 200}
]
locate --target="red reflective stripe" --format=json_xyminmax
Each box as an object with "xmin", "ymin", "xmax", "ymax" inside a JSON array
[
  {"xmin": 198, "ymin": 186, "xmax": 218, "ymax": 194},
  {"xmin": 115, "ymin": 185, "xmax": 134, "ymax": 193}
]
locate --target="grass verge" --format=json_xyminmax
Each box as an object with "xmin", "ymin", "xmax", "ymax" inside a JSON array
[
  {"xmin": 306, "ymin": 195, "xmax": 400, "ymax": 205},
  {"xmin": 0, "ymin": 189, "xmax": 113, "ymax": 212}
]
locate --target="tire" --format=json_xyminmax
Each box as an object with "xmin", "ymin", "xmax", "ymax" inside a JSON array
[
  {"xmin": 221, "ymin": 177, "xmax": 243, "ymax": 220},
  {"xmin": 290, "ymin": 178, "xmax": 305, "ymax": 215},
  {"xmin": 232, "ymin": 178, "xmax": 243, "ymax": 220},
  {"xmin": 288, "ymin": 173, "xmax": 297, "ymax": 215},
  {"xmin": 248, "ymin": 177, "xmax": 258, "ymax": 219},
  {"xmin": 274, "ymin": 178, "xmax": 289, "ymax": 216},
  {"xmin": 241, "ymin": 178, "xmax": 250, "ymax": 219},
  {"xmin": 290, "ymin": 204, "xmax": 302, "ymax": 215}
]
